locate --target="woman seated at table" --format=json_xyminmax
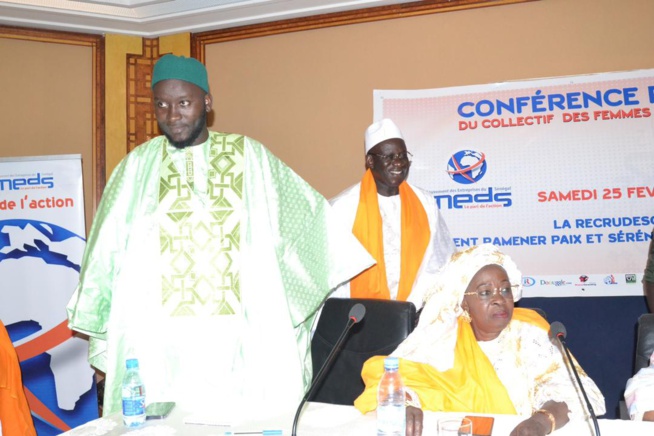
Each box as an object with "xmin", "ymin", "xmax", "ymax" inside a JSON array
[{"xmin": 354, "ymin": 244, "xmax": 605, "ymax": 436}]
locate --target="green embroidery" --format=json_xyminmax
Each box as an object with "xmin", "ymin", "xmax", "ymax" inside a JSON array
[{"xmin": 159, "ymin": 133, "xmax": 244, "ymax": 317}]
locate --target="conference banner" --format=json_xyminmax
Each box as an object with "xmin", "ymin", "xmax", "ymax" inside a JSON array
[
  {"xmin": 0, "ymin": 155, "xmax": 97, "ymax": 434},
  {"xmin": 374, "ymin": 69, "xmax": 654, "ymax": 297}
]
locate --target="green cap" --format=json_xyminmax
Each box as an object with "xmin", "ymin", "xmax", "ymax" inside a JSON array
[{"xmin": 151, "ymin": 54, "xmax": 209, "ymax": 93}]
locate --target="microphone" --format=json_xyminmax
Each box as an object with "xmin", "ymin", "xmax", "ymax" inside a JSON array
[
  {"xmin": 291, "ymin": 303, "xmax": 366, "ymax": 436},
  {"xmin": 549, "ymin": 321, "xmax": 601, "ymax": 436},
  {"xmin": 549, "ymin": 321, "xmax": 567, "ymax": 341}
]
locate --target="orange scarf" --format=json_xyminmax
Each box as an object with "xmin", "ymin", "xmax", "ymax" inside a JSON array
[
  {"xmin": 0, "ymin": 322, "xmax": 37, "ymax": 436},
  {"xmin": 350, "ymin": 169, "xmax": 430, "ymax": 301},
  {"xmin": 354, "ymin": 308, "xmax": 550, "ymax": 414}
]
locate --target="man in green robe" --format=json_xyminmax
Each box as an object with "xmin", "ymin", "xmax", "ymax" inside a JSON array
[{"xmin": 67, "ymin": 54, "xmax": 373, "ymax": 420}]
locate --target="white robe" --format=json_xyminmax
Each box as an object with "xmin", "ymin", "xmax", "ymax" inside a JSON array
[
  {"xmin": 328, "ymin": 182, "xmax": 455, "ymax": 307},
  {"xmin": 625, "ymin": 351, "xmax": 654, "ymax": 420},
  {"xmin": 477, "ymin": 318, "xmax": 606, "ymax": 418}
]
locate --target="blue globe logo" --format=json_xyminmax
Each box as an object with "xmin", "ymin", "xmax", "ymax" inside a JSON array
[
  {"xmin": 0, "ymin": 219, "xmax": 97, "ymax": 434},
  {"xmin": 447, "ymin": 150, "xmax": 487, "ymax": 184}
]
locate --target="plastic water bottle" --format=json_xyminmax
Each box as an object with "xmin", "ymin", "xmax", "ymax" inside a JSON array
[
  {"xmin": 122, "ymin": 358, "xmax": 146, "ymax": 427},
  {"xmin": 377, "ymin": 356, "xmax": 405, "ymax": 436}
]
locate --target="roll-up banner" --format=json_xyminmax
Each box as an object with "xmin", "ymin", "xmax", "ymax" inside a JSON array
[
  {"xmin": 0, "ymin": 155, "xmax": 97, "ymax": 434},
  {"xmin": 374, "ymin": 69, "xmax": 654, "ymax": 297}
]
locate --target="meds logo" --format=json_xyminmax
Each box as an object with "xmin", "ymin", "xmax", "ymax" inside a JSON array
[
  {"xmin": 435, "ymin": 149, "xmax": 511, "ymax": 209},
  {"xmin": 579, "ymin": 275, "xmax": 589, "ymax": 283},
  {"xmin": 522, "ymin": 277, "xmax": 536, "ymax": 287},
  {"xmin": 447, "ymin": 150, "xmax": 487, "ymax": 184},
  {"xmin": 625, "ymin": 274, "xmax": 637, "ymax": 284},
  {"xmin": 0, "ymin": 172, "xmax": 54, "ymax": 191}
]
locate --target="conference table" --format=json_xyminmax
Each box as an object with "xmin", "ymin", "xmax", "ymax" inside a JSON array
[{"xmin": 60, "ymin": 402, "xmax": 654, "ymax": 435}]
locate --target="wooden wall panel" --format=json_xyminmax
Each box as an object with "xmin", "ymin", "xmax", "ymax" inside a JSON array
[{"xmin": 0, "ymin": 26, "xmax": 103, "ymax": 229}]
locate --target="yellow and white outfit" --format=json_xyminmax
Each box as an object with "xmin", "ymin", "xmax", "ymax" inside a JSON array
[{"xmin": 354, "ymin": 244, "xmax": 606, "ymax": 420}]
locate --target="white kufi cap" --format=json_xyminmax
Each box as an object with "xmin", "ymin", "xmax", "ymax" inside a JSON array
[{"xmin": 364, "ymin": 118, "xmax": 404, "ymax": 153}]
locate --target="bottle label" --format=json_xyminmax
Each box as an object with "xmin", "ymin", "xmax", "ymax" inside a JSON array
[
  {"xmin": 122, "ymin": 384, "xmax": 145, "ymax": 417},
  {"xmin": 377, "ymin": 404, "xmax": 406, "ymax": 435},
  {"xmin": 122, "ymin": 396, "xmax": 145, "ymax": 416}
]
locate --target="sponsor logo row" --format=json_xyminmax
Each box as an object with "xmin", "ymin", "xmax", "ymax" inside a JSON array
[{"xmin": 522, "ymin": 273, "xmax": 640, "ymax": 288}]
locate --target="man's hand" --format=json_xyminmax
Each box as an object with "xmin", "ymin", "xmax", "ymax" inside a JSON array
[{"xmin": 406, "ymin": 405, "xmax": 423, "ymax": 436}]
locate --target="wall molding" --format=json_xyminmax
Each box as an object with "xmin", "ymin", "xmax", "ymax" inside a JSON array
[{"xmin": 192, "ymin": 0, "xmax": 537, "ymax": 59}]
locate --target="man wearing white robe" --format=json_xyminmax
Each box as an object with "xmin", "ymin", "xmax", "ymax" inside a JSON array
[{"xmin": 329, "ymin": 119, "xmax": 454, "ymax": 308}]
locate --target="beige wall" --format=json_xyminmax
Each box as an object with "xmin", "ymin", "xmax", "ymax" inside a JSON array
[
  {"xmin": 2, "ymin": 0, "xmax": 652, "ymax": 208},
  {"xmin": 0, "ymin": 37, "xmax": 94, "ymax": 230},
  {"xmin": 204, "ymin": 0, "xmax": 654, "ymax": 198}
]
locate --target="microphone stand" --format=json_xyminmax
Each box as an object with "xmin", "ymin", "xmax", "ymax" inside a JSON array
[
  {"xmin": 291, "ymin": 307, "xmax": 362, "ymax": 436},
  {"xmin": 555, "ymin": 334, "xmax": 601, "ymax": 436}
]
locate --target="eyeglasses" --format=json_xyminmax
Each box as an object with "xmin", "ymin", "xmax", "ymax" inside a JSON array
[
  {"xmin": 368, "ymin": 151, "xmax": 413, "ymax": 164},
  {"xmin": 463, "ymin": 284, "xmax": 518, "ymax": 301}
]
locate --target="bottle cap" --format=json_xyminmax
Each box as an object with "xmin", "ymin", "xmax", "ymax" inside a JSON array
[
  {"xmin": 126, "ymin": 358, "xmax": 139, "ymax": 369},
  {"xmin": 384, "ymin": 356, "xmax": 399, "ymax": 370}
]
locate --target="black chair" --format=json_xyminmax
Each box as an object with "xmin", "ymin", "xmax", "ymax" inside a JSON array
[
  {"xmin": 309, "ymin": 297, "xmax": 417, "ymax": 405},
  {"xmin": 521, "ymin": 307, "xmax": 547, "ymax": 320},
  {"xmin": 635, "ymin": 313, "xmax": 654, "ymax": 373},
  {"xmin": 619, "ymin": 313, "xmax": 654, "ymax": 419}
]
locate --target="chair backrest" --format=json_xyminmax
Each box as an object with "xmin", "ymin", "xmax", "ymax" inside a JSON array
[
  {"xmin": 635, "ymin": 313, "xmax": 654, "ymax": 373},
  {"xmin": 519, "ymin": 306, "xmax": 547, "ymax": 320},
  {"xmin": 309, "ymin": 297, "xmax": 417, "ymax": 405}
]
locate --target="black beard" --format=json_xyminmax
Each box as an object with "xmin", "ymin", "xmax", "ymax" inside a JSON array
[{"xmin": 161, "ymin": 111, "xmax": 207, "ymax": 149}]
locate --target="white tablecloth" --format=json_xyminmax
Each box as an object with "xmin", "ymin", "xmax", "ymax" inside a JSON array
[{"xmin": 60, "ymin": 402, "xmax": 654, "ymax": 435}]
